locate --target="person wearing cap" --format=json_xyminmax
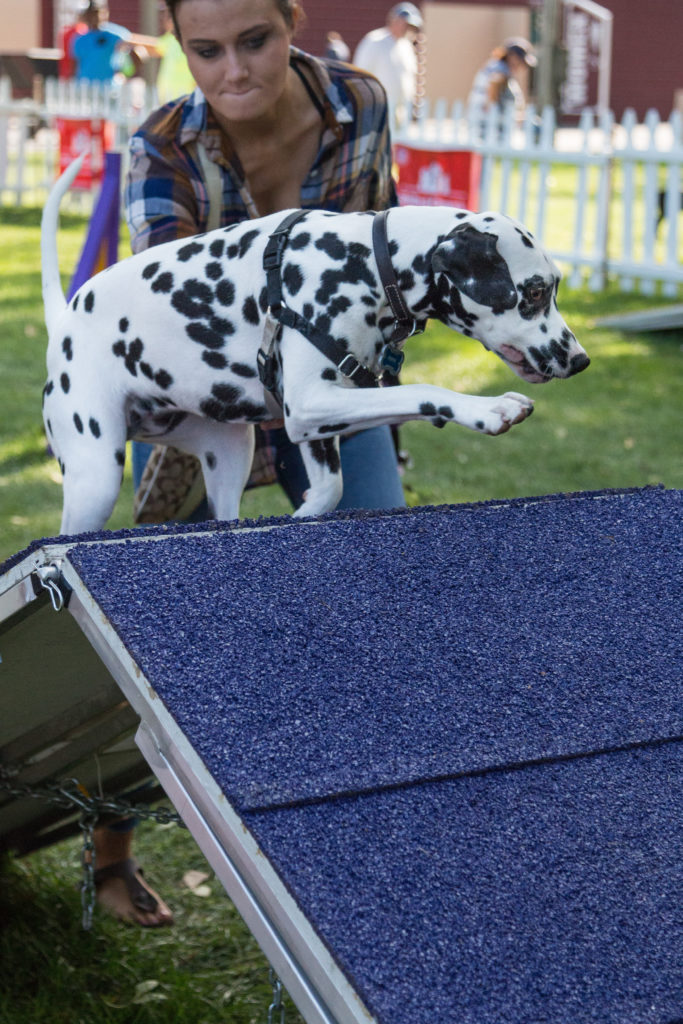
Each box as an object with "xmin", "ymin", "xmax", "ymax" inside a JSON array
[
  {"xmin": 353, "ymin": 3, "xmax": 423, "ymax": 132},
  {"xmin": 467, "ymin": 36, "xmax": 537, "ymax": 128}
]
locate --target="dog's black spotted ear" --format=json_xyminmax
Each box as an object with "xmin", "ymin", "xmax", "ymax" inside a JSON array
[{"xmin": 431, "ymin": 224, "xmax": 518, "ymax": 313}]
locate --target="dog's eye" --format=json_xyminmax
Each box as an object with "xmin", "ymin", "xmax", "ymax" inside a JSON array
[{"xmin": 528, "ymin": 287, "xmax": 544, "ymax": 302}]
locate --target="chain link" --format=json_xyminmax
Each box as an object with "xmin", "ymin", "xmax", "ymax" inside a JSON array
[
  {"xmin": 1, "ymin": 767, "xmax": 185, "ymax": 929},
  {"xmin": 0, "ymin": 768, "xmax": 185, "ymax": 827},
  {"xmin": 79, "ymin": 812, "xmax": 98, "ymax": 930},
  {"xmin": 267, "ymin": 967, "xmax": 286, "ymax": 1024}
]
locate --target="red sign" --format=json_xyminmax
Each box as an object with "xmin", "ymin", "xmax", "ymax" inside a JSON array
[
  {"xmin": 394, "ymin": 145, "xmax": 482, "ymax": 210},
  {"xmin": 56, "ymin": 118, "xmax": 114, "ymax": 190}
]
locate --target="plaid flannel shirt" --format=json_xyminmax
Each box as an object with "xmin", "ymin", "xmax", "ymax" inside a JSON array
[
  {"xmin": 124, "ymin": 48, "xmax": 398, "ymax": 490},
  {"xmin": 125, "ymin": 47, "xmax": 398, "ymax": 253}
]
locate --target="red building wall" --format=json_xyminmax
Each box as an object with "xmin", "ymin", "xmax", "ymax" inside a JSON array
[
  {"xmin": 49, "ymin": 0, "xmax": 683, "ymax": 119},
  {"xmin": 605, "ymin": 0, "xmax": 681, "ymax": 119}
]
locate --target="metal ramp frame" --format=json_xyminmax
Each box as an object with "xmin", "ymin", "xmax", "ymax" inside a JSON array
[{"xmin": 1, "ymin": 487, "xmax": 681, "ymax": 1024}]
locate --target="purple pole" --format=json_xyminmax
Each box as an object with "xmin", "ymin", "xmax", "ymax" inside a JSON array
[{"xmin": 67, "ymin": 151, "xmax": 122, "ymax": 301}]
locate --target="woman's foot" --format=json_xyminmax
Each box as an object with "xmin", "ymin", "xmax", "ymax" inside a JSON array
[{"xmin": 93, "ymin": 827, "xmax": 174, "ymax": 927}]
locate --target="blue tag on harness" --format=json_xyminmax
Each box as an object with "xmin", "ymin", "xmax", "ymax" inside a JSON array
[{"xmin": 380, "ymin": 345, "xmax": 404, "ymax": 376}]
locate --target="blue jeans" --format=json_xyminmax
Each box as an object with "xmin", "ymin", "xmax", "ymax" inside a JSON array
[{"xmin": 132, "ymin": 425, "xmax": 406, "ymax": 519}]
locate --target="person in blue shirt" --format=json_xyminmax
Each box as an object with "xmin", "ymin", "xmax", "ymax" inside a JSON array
[{"xmin": 72, "ymin": 1, "xmax": 159, "ymax": 84}]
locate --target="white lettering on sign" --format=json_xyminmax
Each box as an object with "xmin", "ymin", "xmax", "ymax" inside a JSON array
[
  {"xmin": 417, "ymin": 162, "xmax": 452, "ymax": 195},
  {"xmin": 562, "ymin": 9, "xmax": 590, "ymax": 113}
]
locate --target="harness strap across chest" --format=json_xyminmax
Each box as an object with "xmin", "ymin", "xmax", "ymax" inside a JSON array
[{"xmin": 258, "ymin": 208, "xmax": 425, "ymax": 397}]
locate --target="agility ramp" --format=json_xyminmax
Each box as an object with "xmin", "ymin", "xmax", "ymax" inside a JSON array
[{"xmin": 1, "ymin": 486, "xmax": 681, "ymax": 1023}]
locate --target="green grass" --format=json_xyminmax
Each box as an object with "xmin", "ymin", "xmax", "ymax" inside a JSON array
[{"xmin": 0, "ymin": 204, "xmax": 682, "ymax": 1022}]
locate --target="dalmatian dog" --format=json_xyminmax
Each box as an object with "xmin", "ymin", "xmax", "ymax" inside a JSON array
[{"xmin": 42, "ymin": 156, "xmax": 589, "ymax": 535}]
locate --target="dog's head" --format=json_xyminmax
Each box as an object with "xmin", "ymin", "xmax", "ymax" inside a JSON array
[{"xmin": 430, "ymin": 213, "xmax": 589, "ymax": 383}]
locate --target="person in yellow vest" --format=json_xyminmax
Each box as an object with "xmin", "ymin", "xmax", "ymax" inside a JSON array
[{"xmin": 155, "ymin": 4, "xmax": 196, "ymax": 103}]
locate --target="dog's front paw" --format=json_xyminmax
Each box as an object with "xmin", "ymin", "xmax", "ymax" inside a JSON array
[
  {"xmin": 292, "ymin": 483, "xmax": 342, "ymax": 518},
  {"xmin": 477, "ymin": 392, "xmax": 534, "ymax": 435}
]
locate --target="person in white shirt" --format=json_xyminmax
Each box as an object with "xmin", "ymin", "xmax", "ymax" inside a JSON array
[{"xmin": 353, "ymin": 3, "xmax": 423, "ymax": 132}]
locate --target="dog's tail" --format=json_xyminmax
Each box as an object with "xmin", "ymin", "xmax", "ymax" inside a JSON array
[{"xmin": 41, "ymin": 152, "xmax": 87, "ymax": 335}]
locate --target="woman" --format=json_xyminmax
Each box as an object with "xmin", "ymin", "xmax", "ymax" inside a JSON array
[
  {"xmin": 100, "ymin": 0, "xmax": 405, "ymax": 928},
  {"xmin": 467, "ymin": 36, "xmax": 536, "ymax": 126},
  {"xmin": 125, "ymin": 0, "xmax": 407, "ymax": 519}
]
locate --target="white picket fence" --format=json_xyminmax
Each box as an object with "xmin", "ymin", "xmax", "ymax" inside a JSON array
[
  {"xmin": 0, "ymin": 75, "xmax": 158, "ymax": 209},
  {"xmin": 1, "ymin": 77, "xmax": 682, "ymax": 296},
  {"xmin": 394, "ymin": 100, "xmax": 683, "ymax": 296}
]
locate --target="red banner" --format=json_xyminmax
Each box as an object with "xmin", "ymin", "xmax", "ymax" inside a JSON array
[
  {"xmin": 394, "ymin": 145, "xmax": 482, "ymax": 210},
  {"xmin": 56, "ymin": 118, "xmax": 114, "ymax": 190}
]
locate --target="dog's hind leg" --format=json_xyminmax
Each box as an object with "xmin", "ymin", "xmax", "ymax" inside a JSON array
[
  {"xmin": 292, "ymin": 436, "xmax": 344, "ymax": 518},
  {"xmin": 159, "ymin": 416, "xmax": 256, "ymax": 522},
  {"xmin": 59, "ymin": 441, "xmax": 127, "ymax": 535}
]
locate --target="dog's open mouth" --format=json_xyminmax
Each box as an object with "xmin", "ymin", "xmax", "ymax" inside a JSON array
[{"xmin": 498, "ymin": 344, "xmax": 553, "ymax": 383}]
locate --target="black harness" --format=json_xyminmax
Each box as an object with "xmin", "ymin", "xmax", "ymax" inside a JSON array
[{"xmin": 257, "ymin": 209, "xmax": 425, "ymax": 401}]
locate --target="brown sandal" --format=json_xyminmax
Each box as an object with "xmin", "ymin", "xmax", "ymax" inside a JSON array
[{"xmin": 93, "ymin": 857, "xmax": 161, "ymax": 916}]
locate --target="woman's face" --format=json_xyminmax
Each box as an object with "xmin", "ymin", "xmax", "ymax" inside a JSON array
[{"xmin": 176, "ymin": 0, "xmax": 296, "ymax": 123}]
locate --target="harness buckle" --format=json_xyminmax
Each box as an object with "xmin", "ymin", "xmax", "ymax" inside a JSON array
[
  {"xmin": 263, "ymin": 240, "xmax": 286, "ymax": 271},
  {"xmin": 337, "ymin": 353, "xmax": 363, "ymax": 379},
  {"xmin": 257, "ymin": 312, "xmax": 283, "ymax": 397}
]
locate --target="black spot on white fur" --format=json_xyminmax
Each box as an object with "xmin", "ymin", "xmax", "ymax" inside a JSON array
[
  {"xmin": 177, "ymin": 241, "xmax": 204, "ymax": 261},
  {"xmin": 203, "ymin": 351, "xmax": 228, "ymax": 369},
  {"xmin": 309, "ymin": 438, "xmax": 340, "ymax": 475},
  {"xmin": 152, "ymin": 272, "xmax": 173, "ymax": 293},
  {"xmin": 316, "ymin": 233, "xmax": 346, "ymax": 261},
  {"xmin": 232, "ymin": 363, "xmax": 257, "ymax": 378},
  {"xmin": 216, "ymin": 280, "xmax": 235, "ymax": 306},
  {"xmin": 172, "ymin": 279, "xmax": 213, "ymax": 319},
  {"xmin": 318, "ymin": 422, "xmax": 350, "ymax": 434},
  {"xmin": 290, "ymin": 231, "xmax": 310, "ymax": 250},
  {"xmin": 242, "ymin": 296, "xmax": 259, "ymax": 325},
  {"xmin": 112, "ymin": 337, "xmax": 143, "ymax": 375},
  {"xmin": 199, "ymin": 383, "xmax": 267, "ymax": 422},
  {"xmin": 186, "ymin": 318, "xmax": 234, "ymax": 349},
  {"xmin": 238, "ymin": 230, "xmax": 259, "ymax": 257},
  {"xmin": 284, "ymin": 263, "xmax": 304, "ymax": 295}
]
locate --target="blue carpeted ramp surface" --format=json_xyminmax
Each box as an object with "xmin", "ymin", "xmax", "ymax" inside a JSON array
[{"xmin": 60, "ymin": 487, "xmax": 682, "ymax": 1022}]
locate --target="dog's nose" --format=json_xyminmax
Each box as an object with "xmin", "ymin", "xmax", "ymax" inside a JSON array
[{"xmin": 569, "ymin": 352, "xmax": 590, "ymax": 375}]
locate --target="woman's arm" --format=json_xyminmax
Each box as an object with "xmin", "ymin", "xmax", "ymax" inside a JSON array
[{"xmin": 125, "ymin": 131, "xmax": 204, "ymax": 253}]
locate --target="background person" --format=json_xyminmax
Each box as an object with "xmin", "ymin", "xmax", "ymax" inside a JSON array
[
  {"xmin": 323, "ymin": 30, "xmax": 350, "ymax": 62},
  {"xmin": 155, "ymin": 4, "xmax": 195, "ymax": 103},
  {"xmin": 57, "ymin": 2, "xmax": 88, "ymax": 79},
  {"xmin": 352, "ymin": 2, "xmax": 423, "ymax": 132},
  {"xmin": 71, "ymin": 0, "xmax": 160, "ymax": 84},
  {"xmin": 467, "ymin": 36, "xmax": 537, "ymax": 125}
]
